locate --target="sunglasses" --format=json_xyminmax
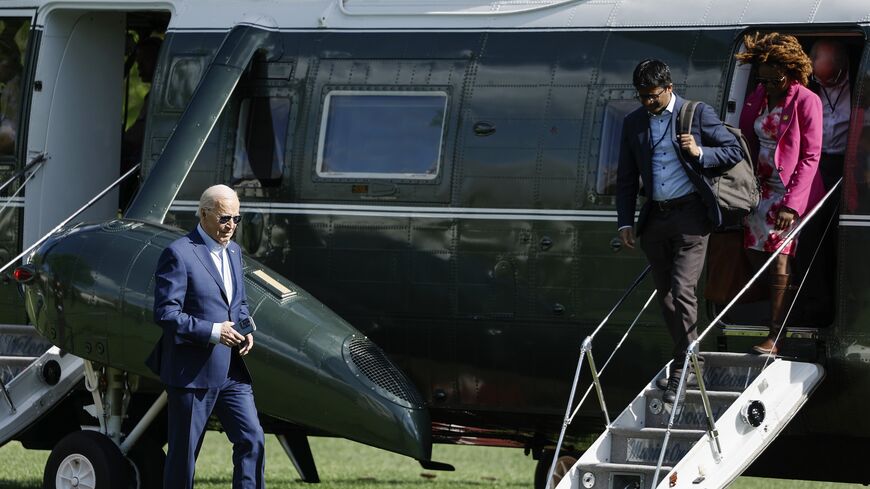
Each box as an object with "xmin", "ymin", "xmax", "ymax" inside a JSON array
[
  {"xmin": 756, "ymin": 75, "xmax": 786, "ymax": 85},
  {"xmin": 636, "ymin": 88, "xmax": 667, "ymax": 102},
  {"xmin": 218, "ymin": 215, "xmax": 242, "ymax": 225},
  {"xmin": 205, "ymin": 208, "xmax": 242, "ymax": 224}
]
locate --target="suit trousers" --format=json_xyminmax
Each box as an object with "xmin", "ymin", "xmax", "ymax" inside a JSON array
[
  {"xmin": 164, "ymin": 359, "xmax": 265, "ymax": 489},
  {"xmin": 640, "ymin": 197, "xmax": 710, "ymax": 367}
]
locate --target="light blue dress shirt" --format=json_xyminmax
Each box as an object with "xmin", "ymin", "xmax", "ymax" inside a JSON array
[{"xmin": 649, "ymin": 94, "xmax": 695, "ymax": 202}]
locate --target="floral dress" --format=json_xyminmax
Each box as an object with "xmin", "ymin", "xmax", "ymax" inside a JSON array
[{"xmin": 744, "ymin": 105, "xmax": 797, "ymax": 256}]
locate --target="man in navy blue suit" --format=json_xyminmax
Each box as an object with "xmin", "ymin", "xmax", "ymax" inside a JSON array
[
  {"xmin": 147, "ymin": 184, "xmax": 265, "ymax": 488},
  {"xmin": 616, "ymin": 59, "xmax": 743, "ymax": 404}
]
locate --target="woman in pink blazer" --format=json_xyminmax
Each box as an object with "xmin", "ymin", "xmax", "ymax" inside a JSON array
[{"xmin": 736, "ymin": 33, "xmax": 824, "ymax": 355}]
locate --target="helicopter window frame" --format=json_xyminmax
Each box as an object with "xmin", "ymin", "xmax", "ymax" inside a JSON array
[
  {"xmin": 231, "ymin": 88, "xmax": 294, "ymax": 189},
  {"xmin": 0, "ymin": 14, "xmax": 34, "ymax": 167},
  {"xmin": 594, "ymin": 97, "xmax": 638, "ymax": 196},
  {"xmin": 163, "ymin": 55, "xmax": 206, "ymax": 112},
  {"xmin": 315, "ymin": 89, "xmax": 449, "ymax": 181}
]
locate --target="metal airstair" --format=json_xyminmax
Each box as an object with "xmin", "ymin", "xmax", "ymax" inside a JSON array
[
  {"xmin": 555, "ymin": 352, "xmax": 823, "ymax": 489},
  {"xmin": 547, "ymin": 181, "xmax": 840, "ymax": 489},
  {"xmin": 0, "ymin": 154, "xmax": 102, "ymax": 448},
  {"xmin": 0, "ymin": 325, "xmax": 84, "ymax": 447}
]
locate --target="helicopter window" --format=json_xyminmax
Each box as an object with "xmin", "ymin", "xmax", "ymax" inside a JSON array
[
  {"xmin": 316, "ymin": 91, "xmax": 447, "ymax": 180},
  {"xmin": 595, "ymin": 99, "xmax": 637, "ymax": 195},
  {"xmin": 164, "ymin": 56, "xmax": 205, "ymax": 111},
  {"xmin": 232, "ymin": 96, "xmax": 289, "ymax": 187}
]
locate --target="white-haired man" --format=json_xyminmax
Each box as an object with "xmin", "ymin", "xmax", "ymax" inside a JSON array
[{"xmin": 146, "ymin": 184, "xmax": 265, "ymax": 489}]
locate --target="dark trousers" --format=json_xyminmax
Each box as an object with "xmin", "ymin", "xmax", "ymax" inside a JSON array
[
  {"xmin": 164, "ymin": 360, "xmax": 265, "ymax": 489},
  {"xmin": 640, "ymin": 197, "xmax": 710, "ymax": 366},
  {"xmin": 792, "ymin": 153, "xmax": 842, "ymax": 325}
]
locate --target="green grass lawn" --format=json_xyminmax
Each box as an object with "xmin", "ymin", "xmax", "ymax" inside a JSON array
[{"xmin": 0, "ymin": 432, "xmax": 865, "ymax": 488}]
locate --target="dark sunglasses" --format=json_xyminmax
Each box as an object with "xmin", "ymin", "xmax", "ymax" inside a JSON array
[
  {"xmin": 756, "ymin": 75, "xmax": 785, "ymax": 85},
  {"xmin": 217, "ymin": 214, "xmax": 242, "ymax": 225},
  {"xmin": 205, "ymin": 208, "xmax": 241, "ymax": 224}
]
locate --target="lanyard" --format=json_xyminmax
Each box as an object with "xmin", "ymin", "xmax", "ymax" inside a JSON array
[
  {"xmin": 649, "ymin": 116, "xmax": 673, "ymax": 151},
  {"xmin": 820, "ymin": 83, "xmax": 845, "ymax": 113}
]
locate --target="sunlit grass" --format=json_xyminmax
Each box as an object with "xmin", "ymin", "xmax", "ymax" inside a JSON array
[{"xmin": 0, "ymin": 433, "xmax": 865, "ymax": 488}]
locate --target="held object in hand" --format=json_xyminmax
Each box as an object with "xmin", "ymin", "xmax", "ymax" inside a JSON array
[{"xmin": 234, "ymin": 316, "xmax": 257, "ymax": 336}]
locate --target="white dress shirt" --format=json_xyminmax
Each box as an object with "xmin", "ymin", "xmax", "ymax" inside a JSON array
[
  {"xmin": 818, "ymin": 77, "xmax": 850, "ymax": 155},
  {"xmin": 196, "ymin": 224, "xmax": 234, "ymax": 344}
]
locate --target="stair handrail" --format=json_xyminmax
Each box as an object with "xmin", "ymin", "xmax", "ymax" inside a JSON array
[
  {"xmin": 0, "ymin": 159, "xmax": 43, "ymax": 219},
  {"xmin": 0, "ymin": 163, "xmax": 140, "ymax": 277},
  {"xmin": 567, "ymin": 289, "xmax": 658, "ymax": 425},
  {"xmin": 696, "ymin": 178, "xmax": 841, "ymax": 346},
  {"xmin": 0, "ymin": 153, "xmax": 46, "ymax": 196},
  {"xmin": 545, "ymin": 265, "xmax": 654, "ymax": 489},
  {"xmin": 651, "ymin": 178, "xmax": 842, "ymax": 489}
]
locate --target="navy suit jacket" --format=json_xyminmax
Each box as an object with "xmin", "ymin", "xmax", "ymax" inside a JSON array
[
  {"xmin": 146, "ymin": 229, "xmax": 251, "ymax": 389},
  {"xmin": 616, "ymin": 94, "xmax": 743, "ymax": 235}
]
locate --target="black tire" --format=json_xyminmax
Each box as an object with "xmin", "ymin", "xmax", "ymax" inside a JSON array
[
  {"xmin": 127, "ymin": 436, "xmax": 166, "ymax": 489},
  {"xmin": 43, "ymin": 430, "xmax": 131, "ymax": 489},
  {"xmin": 534, "ymin": 453, "xmax": 578, "ymax": 489}
]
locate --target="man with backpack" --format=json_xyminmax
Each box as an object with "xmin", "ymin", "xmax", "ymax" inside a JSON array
[{"xmin": 616, "ymin": 59, "xmax": 745, "ymax": 404}]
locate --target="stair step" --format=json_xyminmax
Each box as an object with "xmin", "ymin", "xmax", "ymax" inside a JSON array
[
  {"xmin": 643, "ymin": 388, "xmax": 741, "ymax": 430},
  {"xmin": 657, "ymin": 353, "xmax": 767, "ymax": 392},
  {"xmin": 570, "ymin": 462, "xmax": 672, "ymax": 489},
  {"xmin": 698, "ymin": 351, "xmax": 770, "ymax": 367},
  {"xmin": 609, "ymin": 427, "xmax": 706, "ymax": 465},
  {"xmin": 610, "ymin": 426, "xmax": 706, "ymax": 438}
]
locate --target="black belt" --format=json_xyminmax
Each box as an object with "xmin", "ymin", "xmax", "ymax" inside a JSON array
[{"xmin": 652, "ymin": 192, "xmax": 700, "ymax": 212}]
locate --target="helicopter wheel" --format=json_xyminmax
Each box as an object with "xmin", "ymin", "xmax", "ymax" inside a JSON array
[{"xmin": 43, "ymin": 430, "xmax": 131, "ymax": 489}]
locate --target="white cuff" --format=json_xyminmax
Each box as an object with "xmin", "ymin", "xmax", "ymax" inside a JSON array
[
  {"xmin": 210, "ymin": 323, "xmax": 222, "ymax": 344},
  {"xmin": 698, "ymin": 146, "xmax": 703, "ymax": 163},
  {"xmin": 618, "ymin": 225, "xmax": 633, "ymax": 231}
]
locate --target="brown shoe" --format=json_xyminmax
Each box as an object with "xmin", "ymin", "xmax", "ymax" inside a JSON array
[{"xmin": 752, "ymin": 337, "xmax": 779, "ymax": 356}]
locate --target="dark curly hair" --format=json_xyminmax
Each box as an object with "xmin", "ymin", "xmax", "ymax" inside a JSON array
[{"xmin": 735, "ymin": 32, "xmax": 813, "ymax": 86}]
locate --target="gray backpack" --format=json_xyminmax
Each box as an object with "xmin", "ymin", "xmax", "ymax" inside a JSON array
[{"xmin": 678, "ymin": 100, "xmax": 759, "ymax": 229}]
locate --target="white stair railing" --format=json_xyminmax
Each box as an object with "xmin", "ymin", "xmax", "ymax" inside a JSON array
[
  {"xmin": 546, "ymin": 265, "xmax": 657, "ymax": 489},
  {"xmin": 650, "ymin": 178, "xmax": 842, "ymax": 488},
  {"xmin": 0, "ymin": 163, "xmax": 139, "ymax": 277}
]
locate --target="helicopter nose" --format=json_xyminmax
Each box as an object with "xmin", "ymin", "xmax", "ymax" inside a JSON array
[{"xmin": 21, "ymin": 219, "xmax": 432, "ymax": 462}]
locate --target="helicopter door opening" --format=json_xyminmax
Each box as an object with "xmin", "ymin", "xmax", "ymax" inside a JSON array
[
  {"xmin": 708, "ymin": 30, "xmax": 866, "ymax": 334},
  {"xmin": 22, "ymin": 9, "xmax": 169, "ymax": 247}
]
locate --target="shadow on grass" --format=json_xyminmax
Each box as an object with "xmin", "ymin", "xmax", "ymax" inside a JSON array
[{"xmin": 0, "ymin": 481, "xmax": 40, "ymax": 489}]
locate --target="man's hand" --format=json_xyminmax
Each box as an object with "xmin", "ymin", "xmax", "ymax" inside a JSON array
[
  {"xmin": 219, "ymin": 321, "xmax": 245, "ymax": 347},
  {"xmin": 619, "ymin": 227, "xmax": 636, "ymax": 249},
  {"xmin": 678, "ymin": 134, "xmax": 701, "ymax": 159},
  {"xmin": 775, "ymin": 207, "xmax": 797, "ymax": 231},
  {"xmin": 239, "ymin": 333, "xmax": 254, "ymax": 356}
]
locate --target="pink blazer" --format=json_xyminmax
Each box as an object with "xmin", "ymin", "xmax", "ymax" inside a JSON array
[{"xmin": 739, "ymin": 82, "xmax": 825, "ymax": 217}]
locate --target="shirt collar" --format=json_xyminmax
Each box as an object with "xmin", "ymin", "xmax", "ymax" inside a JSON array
[
  {"xmin": 649, "ymin": 92, "xmax": 676, "ymax": 117},
  {"xmin": 196, "ymin": 224, "xmax": 226, "ymax": 253}
]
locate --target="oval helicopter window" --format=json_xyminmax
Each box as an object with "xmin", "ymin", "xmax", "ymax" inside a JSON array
[
  {"xmin": 164, "ymin": 56, "xmax": 205, "ymax": 110},
  {"xmin": 316, "ymin": 91, "xmax": 448, "ymax": 180}
]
